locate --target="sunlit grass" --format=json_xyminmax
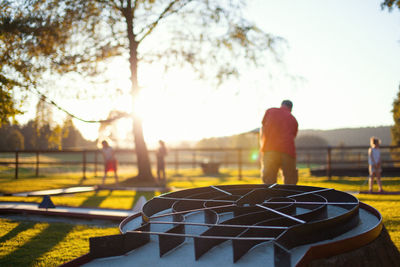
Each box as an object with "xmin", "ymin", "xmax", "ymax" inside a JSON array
[
  {"xmin": 0, "ymin": 218, "xmax": 118, "ymax": 266},
  {"xmin": 0, "ymin": 172, "xmax": 136, "ymax": 194}
]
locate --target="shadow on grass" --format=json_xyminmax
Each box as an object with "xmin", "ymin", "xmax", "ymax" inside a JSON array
[
  {"xmin": 170, "ymin": 172, "xmax": 232, "ymax": 179},
  {"xmin": 0, "ymin": 223, "xmax": 74, "ymax": 266},
  {"xmin": 78, "ymin": 176, "xmax": 87, "ymax": 186},
  {"xmin": 306, "ymin": 177, "xmax": 366, "ymax": 186},
  {"xmin": 383, "ymin": 219, "xmax": 400, "ymax": 228},
  {"xmin": 121, "ymin": 176, "xmax": 158, "ymax": 187},
  {"xmin": 357, "ymin": 197, "xmax": 400, "ymax": 203},
  {"xmin": 130, "ymin": 191, "xmax": 156, "ymax": 210},
  {"xmin": 79, "ymin": 190, "xmax": 112, "ymax": 208},
  {"xmin": 0, "ymin": 222, "xmax": 36, "ymax": 244}
]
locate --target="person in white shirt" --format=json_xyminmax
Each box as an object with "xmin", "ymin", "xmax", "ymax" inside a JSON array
[{"xmin": 368, "ymin": 137, "xmax": 383, "ymax": 193}]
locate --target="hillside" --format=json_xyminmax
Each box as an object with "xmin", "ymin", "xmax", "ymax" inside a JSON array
[{"xmin": 298, "ymin": 126, "xmax": 392, "ymax": 146}]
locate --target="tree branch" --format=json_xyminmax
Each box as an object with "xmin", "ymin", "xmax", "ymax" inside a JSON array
[
  {"xmin": 28, "ymin": 87, "xmax": 130, "ymax": 124},
  {"xmin": 137, "ymin": 0, "xmax": 192, "ymax": 43}
]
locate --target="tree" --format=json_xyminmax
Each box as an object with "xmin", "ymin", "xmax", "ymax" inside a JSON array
[
  {"xmin": 0, "ymin": 87, "xmax": 22, "ymax": 125},
  {"xmin": 6, "ymin": 128, "xmax": 24, "ymax": 150},
  {"xmin": 0, "ymin": 123, "xmax": 12, "ymax": 149},
  {"xmin": 61, "ymin": 117, "xmax": 96, "ymax": 149},
  {"xmin": 381, "ymin": 0, "xmax": 400, "ymax": 10},
  {"xmin": 20, "ymin": 120, "xmax": 39, "ymax": 150},
  {"xmin": 1, "ymin": 0, "xmax": 122, "ymax": 127},
  {"xmin": 391, "ymin": 85, "xmax": 400, "ymax": 145},
  {"xmin": 61, "ymin": 117, "xmax": 80, "ymax": 149},
  {"xmin": 35, "ymin": 96, "xmax": 54, "ymax": 129},
  {"xmin": 296, "ymin": 135, "xmax": 329, "ymax": 148},
  {"xmin": 1, "ymin": 0, "xmax": 284, "ymax": 181}
]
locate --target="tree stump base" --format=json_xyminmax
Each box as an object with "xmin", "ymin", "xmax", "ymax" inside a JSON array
[
  {"xmin": 200, "ymin": 162, "xmax": 220, "ymax": 175},
  {"xmin": 308, "ymin": 226, "xmax": 400, "ymax": 267}
]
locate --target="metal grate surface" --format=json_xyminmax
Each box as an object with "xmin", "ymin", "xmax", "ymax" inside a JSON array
[{"xmin": 90, "ymin": 184, "xmax": 362, "ymax": 266}]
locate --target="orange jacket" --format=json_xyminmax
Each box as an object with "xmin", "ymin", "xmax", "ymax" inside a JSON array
[{"xmin": 260, "ymin": 107, "xmax": 298, "ymax": 157}]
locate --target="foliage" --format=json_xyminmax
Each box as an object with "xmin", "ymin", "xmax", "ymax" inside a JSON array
[
  {"xmin": 0, "ymin": 118, "xmax": 94, "ymax": 150},
  {"xmin": 296, "ymin": 135, "xmax": 329, "ymax": 147},
  {"xmin": 0, "ymin": 0, "xmax": 122, "ymax": 125},
  {"xmin": 381, "ymin": 0, "xmax": 400, "ymax": 10},
  {"xmin": 392, "ymin": 85, "xmax": 400, "ymax": 145},
  {"xmin": 0, "ymin": 123, "xmax": 24, "ymax": 150},
  {"xmin": 6, "ymin": 128, "xmax": 24, "ymax": 150},
  {"xmin": 61, "ymin": 117, "xmax": 95, "ymax": 149},
  {"xmin": 0, "ymin": 0, "xmax": 285, "ymax": 180},
  {"xmin": 0, "ymin": 87, "xmax": 22, "ymax": 125},
  {"xmin": 196, "ymin": 133, "xmax": 258, "ymax": 149}
]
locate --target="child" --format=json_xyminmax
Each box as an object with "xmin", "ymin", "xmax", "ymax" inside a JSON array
[
  {"xmin": 368, "ymin": 137, "xmax": 383, "ymax": 193},
  {"xmin": 101, "ymin": 140, "xmax": 119, "ymax": 186}
]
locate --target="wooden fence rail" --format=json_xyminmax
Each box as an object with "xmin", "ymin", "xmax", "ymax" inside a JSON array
[{"xmin": 1, "ymin": 146, "xmax": 400, "ymax": 179}]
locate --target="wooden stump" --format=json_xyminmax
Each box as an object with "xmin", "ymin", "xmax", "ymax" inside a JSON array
[
  {"xmin": 308, "ymin": 226, "xmax": 400, "ymax": 267},
  {"xmin": 200, "ymin": 162, "xmax": 220, "ymax": 175}
]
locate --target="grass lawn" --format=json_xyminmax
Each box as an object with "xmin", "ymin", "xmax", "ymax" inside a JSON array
[{"xmin": 0, "ymin": 168, "xmax": 399, "ymax": 265}]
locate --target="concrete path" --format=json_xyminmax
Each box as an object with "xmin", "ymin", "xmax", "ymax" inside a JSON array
[
  {"xmin": 11, "ymin": 186, "xmax": 96, "ymax": 197},
  {"xmin": 0, "ymin": 201, "xmax": 138, "ymax": 221},
  {"xmin": 0, "ymin": 194, "xmax": 147, "ymax": 222},
  {"xmin": 0, "ymin": 185, "xmax": 159, "ymax": 222},
  {"xmin": 1, "ymin": 185, "xmax": 173, "ymax": 197}
]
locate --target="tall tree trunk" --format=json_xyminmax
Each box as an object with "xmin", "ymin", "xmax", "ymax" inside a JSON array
[{"xmin": 126, "ymin": 4, "xmax": 153, "ymax": 181}]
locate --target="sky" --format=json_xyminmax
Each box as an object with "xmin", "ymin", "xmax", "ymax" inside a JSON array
[{"xmin": 17, "ymin": 0, "xmax": 400, "ymax": 148}]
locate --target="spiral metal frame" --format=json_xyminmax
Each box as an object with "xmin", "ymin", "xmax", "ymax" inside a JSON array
[{"xmin": 89, "ymin": 184, "xmax": 371, "ymax": 267}]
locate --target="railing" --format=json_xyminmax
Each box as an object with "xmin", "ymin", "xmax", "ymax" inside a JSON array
[
  {"xmin": 0, "ymin": 148, "xmax": 250, "ymax": 179},
  {"xmin": 0, "ymin": 146, "xmax": 399, "ymax": 179},
  {"xmin": 297, "ymin": 145, "xmax": 400, "ymax": 178}
]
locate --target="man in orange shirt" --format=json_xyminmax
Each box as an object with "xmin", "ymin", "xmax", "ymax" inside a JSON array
[{"xmin": 260, "ymin": 100, "xmax": 298, "ymax": 185}]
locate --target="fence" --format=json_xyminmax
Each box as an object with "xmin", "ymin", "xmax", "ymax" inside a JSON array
[
  {"xmin": 1, "ymin": 146, "xmax": 400, "ymax": 179},
  {"xmin": 297, "ymin": 145, "xmax": 400, "ymax": 178}
]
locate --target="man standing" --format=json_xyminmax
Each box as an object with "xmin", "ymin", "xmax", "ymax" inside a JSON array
[{"xmin": 260, "ymin": 100, "xmax": 298, "ymax": 185}]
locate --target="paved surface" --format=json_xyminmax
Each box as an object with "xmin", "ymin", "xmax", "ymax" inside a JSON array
[
  {"xmin": 12, "ymin": 186, "xmax": 96, "ymax": 197},
  {"xmin": 0, "ymin": 201, "xmax": 137, "ymax": 221},
  {"xmin": 1, "ymin": 185, "xmax": 173, "ymax": 197},
  {"xmin": 0, "ymin": 185, "xmax": 160, "ymax": 221},
  {"xmin": 0, "ymin": 194, "xmax": 147, "ymax": 222}
]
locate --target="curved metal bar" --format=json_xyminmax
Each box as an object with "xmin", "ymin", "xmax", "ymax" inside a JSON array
[
  {"xmin": 276, "ymin": 202, "xmax": 359, "ymax": 250},
  {"xmin": 119, "ymin": 211, "xmax": 141, "ymax": 233},
  {"xmin": 295, "ymin": 202, "xmax": 383, "ymax": 267},
  {"xmin": 115, "ymin": 184, "xmax": 380, "ymax": 265}
]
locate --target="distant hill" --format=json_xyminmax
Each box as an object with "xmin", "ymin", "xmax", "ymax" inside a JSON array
[
  {"xmin": 194, "ymin": 126, "xmax": 393, "ymax": 149},
  {"xmin": 298, "ymin": 126, "xmax": 392, "ymax": 146}
]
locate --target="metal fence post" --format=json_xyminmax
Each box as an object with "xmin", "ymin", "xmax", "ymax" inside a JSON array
[
  {"xmin": 238, "ymin": 148, "xmax": 242, "ymax": 180},
  {"xmin": 15, "ymin": 151, "xmax": 19, "ymax": 179},
  {"xmin": 35, "ymin": 151, "xmax": 39, "ymax": 177},
  {"xmin": 175, "ymin": 149, "xmax": 179, "ymax": 173},
  {"xmin": 192, "ymin": 151, "xmax": 196, "ymax": 169},
  {"xmin": 94, "ymin": 151, "xmax": 98, "ymax": 177},
  {"xmin": 327, "ymin": 147, "xmax": 332, "ymax": 180},
  {"xmin": 82, "ymin": 150, "xmax": 87, "ymax": 179}
]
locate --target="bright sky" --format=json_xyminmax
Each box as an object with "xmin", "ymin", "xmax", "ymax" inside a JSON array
[{"xmin": 18, "ymin": 0, "xmax": 400, "ymax": 148}]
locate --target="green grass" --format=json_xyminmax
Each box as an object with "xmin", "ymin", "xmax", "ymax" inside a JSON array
[
  {"xmin": 0, "ymin": 172, "xmax": 137, "ymax": 194},
  {"xmin": 0, "ymin": 167, "xmax": 400, "ymax": 265},
  {"xmin": 0, "ymin": 218, "xmax": 119, "ymax": 266}
]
